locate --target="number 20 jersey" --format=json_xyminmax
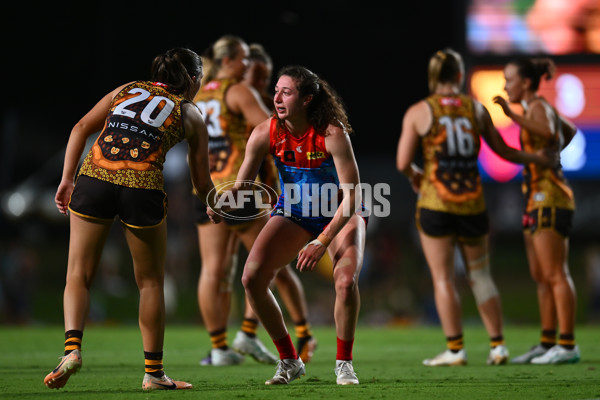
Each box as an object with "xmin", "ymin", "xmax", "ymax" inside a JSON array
[
  {"xmin": 78, "ymin": 81, "xmax": 187, "ymax": 190},
  {"xmin": 417, "ymin": 94, "xmax": 486, "ymax": 215}
]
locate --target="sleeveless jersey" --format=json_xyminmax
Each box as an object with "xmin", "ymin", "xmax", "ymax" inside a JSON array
[
  {"xmin": 256, "ymin": 91, "xmax": 280, "ymax": 192},
  {"xmin": 194, "ymin": 78, "xmax": 249, "ymax": 192},
  {"xmin": 417, "ymin": 94, "xmax": 486, "ymax": 215},
  {"xmin": 269, "ymin": 118, "xmax": 339, "ymax": 219},
  {"xmin": 78, "ymin": 81, "xmax": 186, "ymax": 190},
  {"xmin": 520, "ymin": 98, "xmax": 574, "ymax": 212}
]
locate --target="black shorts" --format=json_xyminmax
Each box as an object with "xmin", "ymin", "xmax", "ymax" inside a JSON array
[
  {"xmin": 68, "ymin": 175, "xmax": 167, "ymax": 228},
  {"xmin": 192, "ymin": 195, "xmax": 257, "ymax": 230},
  {"xmin": 417, "ymin": 207, "xmax": 489, "ymax": 240},
  {"xmin": 522, "ymin": 207, "xmax": 573, "ymax": 237}
]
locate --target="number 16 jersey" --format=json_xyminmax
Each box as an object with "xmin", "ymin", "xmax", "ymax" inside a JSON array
[{"xmin": 417, "ymin": 94, "xmax": 486, "ymax": 215}]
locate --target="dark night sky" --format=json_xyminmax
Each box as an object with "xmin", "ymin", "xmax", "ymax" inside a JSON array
[{"xmin": 3, "ymin": 1, "xmax": 464, "ymax": 189}]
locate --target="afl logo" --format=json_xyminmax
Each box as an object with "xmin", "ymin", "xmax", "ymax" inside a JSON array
[{"xmin": 206, "ymin": 180, "xmax": 279, "ymax": 221}]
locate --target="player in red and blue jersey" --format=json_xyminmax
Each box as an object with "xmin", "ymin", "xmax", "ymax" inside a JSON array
[
  {"xmin": 270, "ymin": 118, "xmax": 341, "ymax": 235},
  {"xmin": 217, "ymin": 65, "xmax": 365, "ymax": 385}
]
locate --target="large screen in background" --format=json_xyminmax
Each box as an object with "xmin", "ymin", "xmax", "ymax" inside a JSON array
[
  {"xmin": 467, "ymin": 0, "xmax": 600, "ymax": 55},
  {"xmin": 469, "ymin": 64, "xmax": 600, "ymax": 181}
]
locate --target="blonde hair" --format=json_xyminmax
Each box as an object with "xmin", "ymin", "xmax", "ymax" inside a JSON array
[
  {"xmin": 200, "ymin": 35, "xmax": 246, "ymax": 85},
  {"xmin": 427, "ymin": 48, "xmax": 464, "ymax": 93}
]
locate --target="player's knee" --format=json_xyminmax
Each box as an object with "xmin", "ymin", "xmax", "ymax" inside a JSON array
[
  {"xmin": 468, "ymin": 263, "xmax": 499, "ymax": 305},
  {"xmin": 241, "ymin": 263, "xmax": 256, "ymax": 291},
  {"xmin": 219, "ymin": 254, "xmax": 238, "ymax": 293},
  {"xmin": 241, "ymin": 261, "xmax": 269, "ymax": 294},
  {"xmin": 334, "ymin": 258, "xmax": 358, "ymax": 297},
  {"xmin": 543, "ymin": 268, "xmax": 570, "ymax": 286}
]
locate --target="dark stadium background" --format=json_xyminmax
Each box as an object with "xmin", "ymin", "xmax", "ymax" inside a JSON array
[{"xmin": 2, "ymin": 2, "xmax": 599, "ymax": 326}]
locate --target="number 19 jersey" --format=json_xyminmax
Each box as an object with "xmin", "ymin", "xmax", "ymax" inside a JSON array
[{"xmin": 417, "ymin": 94, "xmax": 486, "ymax": 215}]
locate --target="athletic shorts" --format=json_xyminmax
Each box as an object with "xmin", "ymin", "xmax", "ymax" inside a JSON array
[
  {"xmin": 271, "ymin": 204, "xmax": 369, "ymax": 237},
  {"xmin": 193, "ymin": 195, "xmax": 257, "ymax": 230},
  {"xmin": 417, "ymin": 207, "xmax": 489, "ymax": 240},
  {"xmin": 68, "ymin": 175, "xmax": 167, "ymax": 228},
  {"xmin": 522, "ymin": 207, "xmax": 573, "ymax": 237}
]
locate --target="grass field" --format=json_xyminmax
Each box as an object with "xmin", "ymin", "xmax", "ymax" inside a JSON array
[{"xmin": 2, "ymin": 324, "xmax": 599, "ymax": 399}]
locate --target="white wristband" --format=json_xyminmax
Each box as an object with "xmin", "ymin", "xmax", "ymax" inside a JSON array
[{"xmin": 301, "ymin": 238, "xmax": 325, "ymax": 253}]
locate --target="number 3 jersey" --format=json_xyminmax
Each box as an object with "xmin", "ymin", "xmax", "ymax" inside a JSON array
[
  {"xmin": 78, "ymin": 81, "xmax": 187, "ymax": 190},
  {"xmin": 417, "ymin": 94, "xmax": 486, "ymax": 215},
  {"xmin": 193, "ymin": 78, "xmax": 249, "ymax": 192}
]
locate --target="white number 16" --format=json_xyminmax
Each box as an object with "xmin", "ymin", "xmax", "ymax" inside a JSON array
[{"xmin": 439, "ymin": 116, "xmax": 475, "ymax": 157}]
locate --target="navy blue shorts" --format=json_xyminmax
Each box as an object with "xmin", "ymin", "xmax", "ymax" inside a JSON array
[
  {"xmin": 68, "ymin": 175, "xmax": 167, "ymax": 228},
  {"xmin": 271, "ymin": 206, "xmax": 332, "ymax": 236},
  {"xmin": 417, "ymin": 207, "xmax": 489, "ymax": 240},
  {"xmin": 271, "ymin": 204, "xmax": 369, "ymax": 238}
]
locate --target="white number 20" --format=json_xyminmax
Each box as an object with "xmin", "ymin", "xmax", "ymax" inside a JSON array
[{"xmin": 113, "ymin": 88, "xmax": 174, "ymax": 128}]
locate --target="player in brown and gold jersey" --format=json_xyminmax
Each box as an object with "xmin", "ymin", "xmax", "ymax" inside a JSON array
[
  {"xmin": 47, "ymin": 48, "xmax": 218, "ymax": 391},
  {"xmin": 397, "ymin": 48, "xmax": 554, "ymax": 367},
  {"xmin": 494, "ymin": 56, "xmax": 579, "ymax": 364}
]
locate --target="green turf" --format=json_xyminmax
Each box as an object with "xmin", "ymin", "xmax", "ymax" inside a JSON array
[{"xmin": 1, "ymin": 324, "xmax": 599, "ymax": 399}]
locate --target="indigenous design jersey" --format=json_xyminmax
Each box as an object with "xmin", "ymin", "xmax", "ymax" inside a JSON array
[
  {"xmin": 194, "ymin": 78, "xmax": 249, "ymax": 192},
  {"xmin": 520, "ymin": 98, "xmax": 574, "ymax": 212},
  {"xmin": 417, "ymin": 94, "xmax": 486, "ymax": 215},
  {"xmin": 269, "ymin": 118, "xmax": 339, "ymax": 219},
  {"xmin": 78, "ymin": 81, "xmax": 187, "ymax": 190}
]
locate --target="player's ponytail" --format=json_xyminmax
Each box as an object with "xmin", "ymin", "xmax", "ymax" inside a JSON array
[{"xmin": 151, "ymin": 47, "xmax": 202, "ymax": 96}]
